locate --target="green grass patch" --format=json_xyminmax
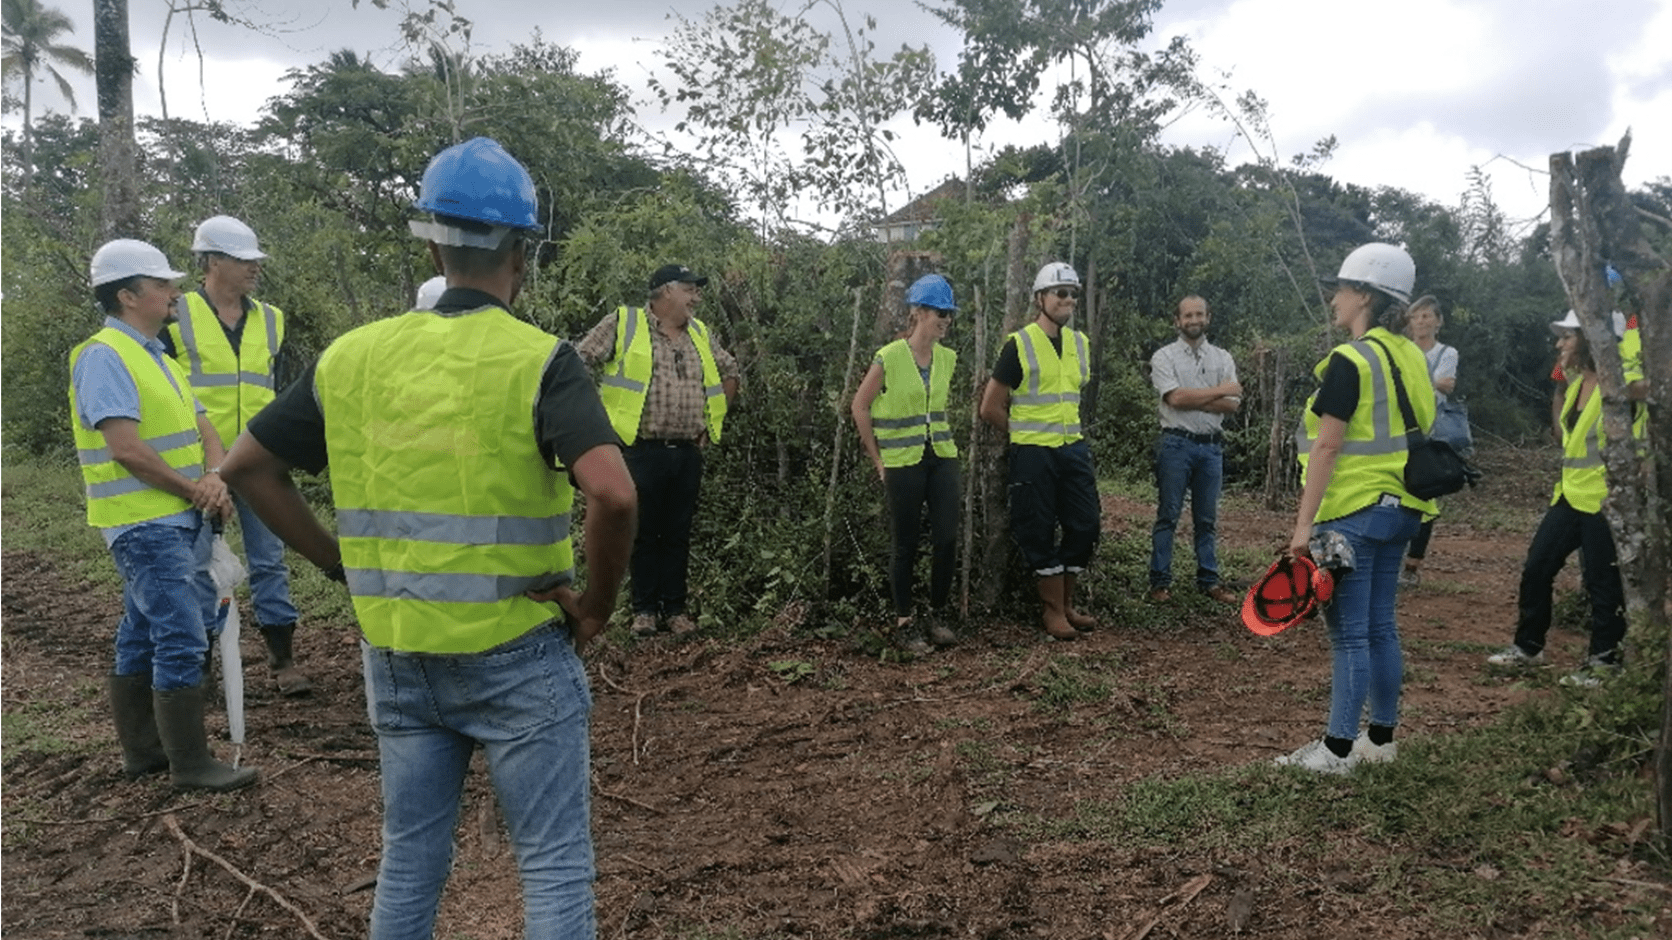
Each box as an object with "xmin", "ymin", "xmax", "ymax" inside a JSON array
[{"xmin": 1, "ymin": 457, "xmax": 120, "ymax": 586}]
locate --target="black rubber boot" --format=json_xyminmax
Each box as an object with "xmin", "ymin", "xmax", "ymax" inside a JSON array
[
  {"xmin": 107, "ymin": 674, "xmax": 168, "ymax": 779},
  {"xmin": 261, "ymin": 623, "xmax": 313, "ymax": 696},
  {"xmin": 153, "ymin": 686, "xmax": 258, "ymax": 792}
]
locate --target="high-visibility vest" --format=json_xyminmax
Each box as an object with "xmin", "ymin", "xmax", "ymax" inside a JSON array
[
  {"xmin": 166, "ymin": 292, "xmax": 284, "ymax": 448},
  {"xmin": 68, "ymin": 328, "xmax": 205, "ymax": 528},
  {"xmin": 1295, "ymin": 328, "xmax": 1438, "ymax": 523},
  {"xmin": 870, "ymin": 339, "xmax": 957, "ymax": 467},
  {"xmin": 1552, "ymin": 379, "xmax": 1611, "ymax": 514},
  {"xmin": 314, "ymin": 305, "xmax": 576, "ymax": 653},
  {"xmin": 1008, "ymin": 322, "xmax": 1087, "ymax": 447},
  {"xmin": 596, "ymin": 305, "xmax": 727, "ymax": 445}
]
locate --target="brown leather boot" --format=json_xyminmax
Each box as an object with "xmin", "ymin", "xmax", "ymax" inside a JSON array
[
  {"xmin": 261, "ymin": 623, "xmax": 313, "ymax": 696},
  {"xmin": 108, "ymin": 674, "xmax": 168, "ymax": 779},
  {"xmin": 1035, "ymin": 575, "xmax": 1079, "ymax": 641},
  {"xmin": 1063, "ymin": 572, "xmax": 1099, "ymax": 632}
]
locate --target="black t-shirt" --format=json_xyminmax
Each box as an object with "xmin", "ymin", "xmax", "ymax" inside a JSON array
[
  {"xmin": 245, "ymin": 288, "xmax": 619, "ymax": 475},
  {"xmin": 991, "ymin": 331, "xmax": 1065, "ymax": 390},
  {"xmin": 1310, "ymin": 352, "xmax": 1360, "ymax": 421}
]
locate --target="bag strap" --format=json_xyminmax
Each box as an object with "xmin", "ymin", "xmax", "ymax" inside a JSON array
[{"xmin": 1363, "ymin": 335, "xmax": 1424, "ymax": 440}]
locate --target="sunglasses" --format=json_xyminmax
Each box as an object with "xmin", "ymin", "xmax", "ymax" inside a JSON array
[
  {"xmin": 1049, "ymin": 288, "xmax": 1079, "ymax": 300},
  {"xmin": 932, "ymin": 308, "xmax": 953, "ymax": 319}
]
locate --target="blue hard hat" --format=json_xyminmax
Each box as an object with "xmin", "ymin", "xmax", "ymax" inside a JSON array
[
  {"xmin": 414, "ymin": 137, "xmax": 540, "ymax": 232},
  {"xmin": 906, "ymin": 273, "xmax": 957, "ymax": 312}
]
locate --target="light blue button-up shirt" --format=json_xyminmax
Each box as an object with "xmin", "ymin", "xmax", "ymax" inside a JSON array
[{"xmin": 72, "ymin": 316, "xmax": 207, "ymax": 546}]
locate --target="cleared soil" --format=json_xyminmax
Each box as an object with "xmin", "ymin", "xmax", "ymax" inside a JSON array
[{"xmin": 4, "ymin": 443, "xmax": 1667, "ymax": 939}]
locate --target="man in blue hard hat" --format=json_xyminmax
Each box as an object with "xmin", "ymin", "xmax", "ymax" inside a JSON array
[
  {"xmin": 221, "ymin": 137, "xmax": 636, "ymax": 940},
  {"xmin": 576, "ymin": 262, "xmax": 740, "ymax": 638}
]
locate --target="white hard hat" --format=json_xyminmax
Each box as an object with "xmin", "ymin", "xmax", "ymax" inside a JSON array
[
  {"xmin": 1323, "ymin": 243, "xmax": 1415, "ymax": 304},
  {"xmin": 1551, "ymin": 309, "xmax": 1627, "ymax": 339},
  {"xmin": 192, "ymin": 215, "xmax": 267, "ymax": 260},
  {"xmin": 90, "ymin": 239, "xmax": 185, "ymax": 287},
  {"xmin": 1032, "ymin": 262, "xmax": 1081, "ymax": 293},
  {"xmin": 415, "ymin": 275, "xmax": 447, "ymax": 309}
]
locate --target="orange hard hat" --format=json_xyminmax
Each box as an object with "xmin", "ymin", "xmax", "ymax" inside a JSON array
[{"xmin": 1242, "ymin": 555, "xmax": 1333, "ymax": 636}]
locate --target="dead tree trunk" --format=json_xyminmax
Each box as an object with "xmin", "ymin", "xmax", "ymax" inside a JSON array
[
  {"xmin": 94, "ymin": 0, "xmax": 141, "ymax": 239},
  {"xmin": 1547, "ymin": 134, "xmax": 1672, "ymax": 840},
  {"xmin": 961, "ymin": 285, "xmax": 986, "ymax": 618},
  {"xmin": 822, "ymin": 287, "xmax": 866, "ymax": 596},
  {"xmin": 974, "ymin": 213, "xmax": 1032, "ymax": 609}
]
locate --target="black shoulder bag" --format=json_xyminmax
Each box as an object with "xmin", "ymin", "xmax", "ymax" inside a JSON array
[{"xmin": 1364, "ymin": 336, "xmax": 1481, "ymax": 500}]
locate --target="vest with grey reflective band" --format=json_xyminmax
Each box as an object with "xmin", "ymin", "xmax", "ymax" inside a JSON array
[
  {"xmin": 165, "ymin": 292, "xmax": 283, "ymax": 449},
  {"xmin": 1553, "ymin": 379, "xmax": 1609, "ymax": 514},
  {"xmin": 1008, "ymin": 322, "xmax": 1087, "ymax": 447},
  {"xmin": 68, "ymin": 328, "xmax": 205, "ymax": 528},
  {"xmin": 314, "ymin": 305, "xmax": 576, "ymax": 654},
  {"xmin": 871, "ymin": 339, "xmax": 957, "ymax": 468},
  {"xmin": 1294, "ymin": 328, "xmax": 1437, "ymax": 523},
  {"xmin": 597, "ymin": 305, "xmax": 727, "ymax": 445}
]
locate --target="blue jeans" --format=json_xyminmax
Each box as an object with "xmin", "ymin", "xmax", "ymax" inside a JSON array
[
  {"xmin": 1315, "ymin": 503, "xmax": 1420, "ymax": 741},
  {"xmin": 1008, "ymin": 440, "xmax": 1101, "ymax": 575},
  {"xmin": 110, "ymin": 519, "xmax": 213, "ymax": 690},
  {"xmin": 233, "ymin": 493, "xmax": 299, "ymax": 629},
  {"xmin": 362, "ymin": 623, "xmax": 596, "ymax": 940},
  {"xmin": 1149, "ymin": 432, "xmax": 1223, "ymax": 590}
]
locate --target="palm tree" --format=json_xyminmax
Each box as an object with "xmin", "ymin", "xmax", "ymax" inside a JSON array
[{"xmin": 2, "ymin": 0, "xmax": 94, "ymax": 175}]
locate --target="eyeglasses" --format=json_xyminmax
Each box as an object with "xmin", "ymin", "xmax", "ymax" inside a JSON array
[
  {"xmin": 1050, "ymin": 288, "xmax": 1079, "ymax": 300},
  {"xmin": 933, "ymin": 308, "xmax": 953, "ymax": 319}
]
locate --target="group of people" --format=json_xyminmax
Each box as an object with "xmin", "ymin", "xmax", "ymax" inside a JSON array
[{"xmin": 70, "ymin": 133, "xmax": 1648, "ymax": 937}]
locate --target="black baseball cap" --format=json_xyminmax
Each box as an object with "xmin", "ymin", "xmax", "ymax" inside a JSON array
[{"xmin": 649, "ymin": 264, "xmax": 709, "ymax": 290}]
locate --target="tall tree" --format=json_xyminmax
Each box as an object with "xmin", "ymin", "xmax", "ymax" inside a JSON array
[
  {"xmin": 1, "ymin": 0, "xmax": 93, "ymax": 178},
  {"xmin": 93, "ymin": 0, "xmax": 139, "ymax": 237}
]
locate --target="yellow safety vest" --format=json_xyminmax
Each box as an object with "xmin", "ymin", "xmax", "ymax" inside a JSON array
[
  {"xmin": 1295, "ymin": 328, "xmax": 1438, "ymax": 524},
  {"xmin": 166, "ymin": 291, "xmax": 284, "ymax": 448},
  {"xmin": 314, "ymin": 305, "xmax": 576, "ymax": 653},
  {"xmin": 1008, "ymin": 322, "xmax": 1088, "ymax": 447},
  {"xmin": 68, "ymin": 327, "xmax": 205, "ymax": 528},
  {"xmin": 870, "ymin": 339, "xmax": 957, "ymax": 468},
  {"xmin": 596, "ymin": 305, "xmax": 727, "ymax": 445}
]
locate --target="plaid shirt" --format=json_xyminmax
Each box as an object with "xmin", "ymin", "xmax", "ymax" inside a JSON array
[{"xmin": 577, "ymin": 308, "xmax": 739, "ymax": 441}]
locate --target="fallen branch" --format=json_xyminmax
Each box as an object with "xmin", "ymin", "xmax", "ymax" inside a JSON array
[
  {"xmin": 1121, "ymin": 873, "xmax": 1213, "ymax": 940},
  {"xmin": 164, "ymin": 813, "xmax": 330, "ymax": 940},
  {"xmin": 594, "ymin": 779, "xmax": 664, "ymax": 815}
]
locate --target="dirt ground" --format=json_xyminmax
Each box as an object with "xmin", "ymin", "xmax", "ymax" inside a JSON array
[{"xmin": 4, "ymin": 444, "xmax": 1666, "ymax": 939}]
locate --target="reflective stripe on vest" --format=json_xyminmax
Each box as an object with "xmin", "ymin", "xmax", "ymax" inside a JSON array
[
  {"xmin": 597, "ymin": 306, "xmax": 728, "ymax": 445},
  {"xmin": 1009, "ymin": 323, "xmax": 1087, "ymax": 446},
  {"xmin": 1296, "ymin": 329, "xmax": 1437, "ymax": 523},
  {"xmin": 167, "ymin": 292, "xmax": 283, "ymax": 447},
  {"xmin": 870, "ymin": 339, "xmax": 958, "ymax": 467},
  {"xmin": 1553, "ymin": 379, "xmax": 1608, "ymax": 514},
  {"xmin": 315, "ymin": 306, "xmax": 577, "ymax": 653},
  {"xmin": 68, "ymin": 328, "xmax": 204, "ymax": 528}
]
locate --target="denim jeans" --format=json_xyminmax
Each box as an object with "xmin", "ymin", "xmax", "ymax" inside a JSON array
[
  {"xmin": 1514, "ymin": 497, "xmax": 1626, "ymax": 662},
  {"xmin": 1315, "ymin": 502, "xmax": 1420, "ymax": 741},
  {"xmin": 362, "ymin": 622, "xmax": 596, "ymax": 940},
  {"xmin": 110, "ymin": 519, "xmax": 213, "ymax": 690},
  {"xmin": 623, "ymin": 441, "xmax": 703, "ymax": 617},
  {"xmin": 883, "ymin": 451, "xmax": 961, "ymax": 617},
  {"xmin": 1149, "ymin": 432, "xmax": 1223, "ymax": 590},
  {"xmin": 1008, "ymin": 440, "xmax": 1100, "ymax": 576},
  {"xmin": 233, "ymin": 493, "xmax": 300, "ymax": 629}
]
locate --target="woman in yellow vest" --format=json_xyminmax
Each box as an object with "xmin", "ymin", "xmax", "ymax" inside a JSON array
[
  {"xmin": 1281, "ymin": 243, "xmax": 1435, "ymax": 775},
  {"xmin": 852, "ymin": 274, "xmax": 962, "ymax": 654},
  {"xmin": 1487, "ymin": 311, "xmax": 1644, "ymax": 686}
]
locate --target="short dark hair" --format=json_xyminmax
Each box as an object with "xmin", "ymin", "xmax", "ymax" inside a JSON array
[
  {"xmin": 1176, "ymin": 294, "xmax": 1208, "ymax": 317},
  {"xmin": 95, "ymin": 276, "xmax": 141, "ymax": 314}
]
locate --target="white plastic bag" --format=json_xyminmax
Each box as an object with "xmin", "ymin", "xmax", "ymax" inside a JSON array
[{"xmin": 209, "ymin": 535, "xmax": 248, "ymax": 746}]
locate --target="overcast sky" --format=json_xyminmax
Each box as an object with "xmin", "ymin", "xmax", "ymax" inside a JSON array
[{"xmin": 10, "ymin": 0, "xmax": 1670, "ymax": 232}]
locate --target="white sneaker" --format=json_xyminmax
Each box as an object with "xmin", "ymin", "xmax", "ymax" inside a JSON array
[
  {"xmin": 1486, "ymin": 645, "xmax": 1545, "ymax": 667},
  {"xmin": 1352, "ymin": 735, "xmax": 1398, "ymax": 764},
  {"xmin": 1274, "ymin": 739, "xmax": 1359, "ymax": 775},
  {"xmin": 1559, "ymin": 655, "xmax": 1622, "ymax": 688}
]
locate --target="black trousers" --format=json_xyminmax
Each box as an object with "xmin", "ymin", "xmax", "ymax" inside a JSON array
[
  {"xmin": 883, "ymin": 451, "xmax": 960, "ymax": 617},
  {"xmin": 1514, "ymin": 496, "xmax": 1626, "ymax": 662},
  {"xmin": 624, "ymin": 440, "xmax": 704, "ymax": 617}
]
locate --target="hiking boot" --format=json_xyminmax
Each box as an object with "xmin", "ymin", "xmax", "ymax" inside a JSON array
[
  {"xmin": 1274, "ymin": 739, "xmax": 1359, "ymax": 776},
  {"xmin": 1147, "ymin": 587, "xmax": 1171, "ymax": 603},
  {"xmin": 108, "ymin": 674, "xmax": 168, "ymax": 780},
  {"xmin": 1203, "ymin": 584, "xmax": 1239, "ymax": 605},
  {"xmin": 261, "ymin": 623, "xmax": 313, "ymax": 696},
  {"xmin": 925, "ymin": 612, "xmax": 958, "ymax": 647},
  {"xmin": 667, "ymin": 613, "xmax": 698, "ymax": 635},
  {"xmin": 630, "ymin": 613, "xmax": 658, "ymax": 637},
  {"xmin": 1352, "ymin": 734, "xmax": 1398, "ymax": 765},
  {"xmin": 895, "ymin": 622, "xmax": 932, "ymax": 656},
  {"xmin": 154, "ymin": 686, "xmax": 258, "ymax": 792},
  {"xmin": 1560, "ymin": 655, "xmax": 1622, "ymax": 688},
  {"xmin": 1486, "ymin": 644, "xmax": 1545, "ymax": 667}
]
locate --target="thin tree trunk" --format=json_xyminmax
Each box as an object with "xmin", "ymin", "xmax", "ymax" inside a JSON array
[
  {"xmin": 1262, "ymin": 343, "xmax": 1290, "ymax": 510},
  {"xmin": 95, "ymin": 0, "xmax": 141, "ymax": 239},
  {"xmin": 1080, "ymin": 257, "xmax": 1102, "ymax": 433},
  {"xmin": 823, "ymin": 287, "xmax": 865, "ymax": 596},
  {"xmin": 961, "ymin": 284, "xmax": 985, "ymax": 618},
  {"xmin": 976, "ymin": 213, "xmax": 1031, "ymax": 608}
]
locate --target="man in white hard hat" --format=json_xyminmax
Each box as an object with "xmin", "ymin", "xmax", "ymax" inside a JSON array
[
  {"xmin": 71, "ymin": 239, "xmax": 257, "ymax": 792},
  {"xmin": 979, "ymin": 261, "xmax": 1102, "ymax": 641},
  {"xmin": 163, "ymin": 215, "xmax": 309, "ymax": 695}
]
